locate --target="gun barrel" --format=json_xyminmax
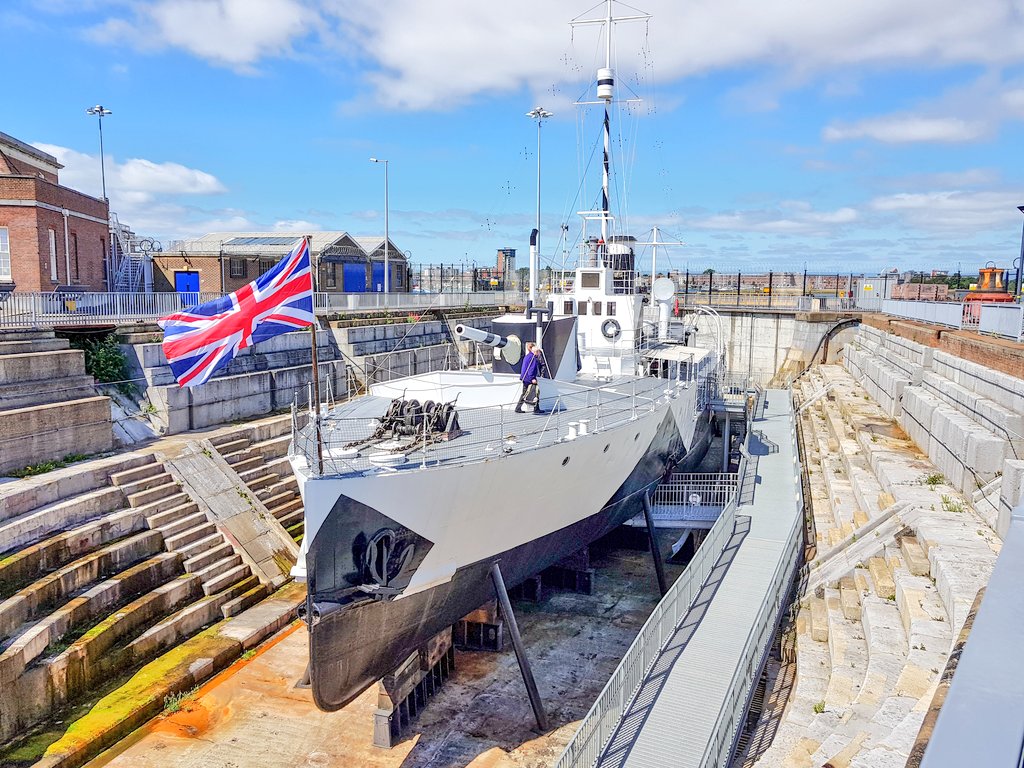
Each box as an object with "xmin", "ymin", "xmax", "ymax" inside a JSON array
[{"xmin": 455, "ymin": 324, "xmax": 507, "ymax": 348}]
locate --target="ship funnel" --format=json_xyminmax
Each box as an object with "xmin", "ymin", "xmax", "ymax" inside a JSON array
[{"xmin": 597, "ymin": 67, "xmax": 614, "ymax": 101}]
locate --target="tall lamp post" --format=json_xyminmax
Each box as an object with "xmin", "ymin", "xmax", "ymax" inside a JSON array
[
  {"xmin": 370, "ymin": 157, "xmax": 390, "ymax": 305},
  {"xmin": 526, "ymin": 107, "xmax": 552, "ymax": 304},
  {"xmin": 86, "ymin": 105, "xmax": 112, "ymax": 200}
]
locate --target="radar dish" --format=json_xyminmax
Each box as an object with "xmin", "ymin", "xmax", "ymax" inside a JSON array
[
  {"xmin": 500, "ymin": 334, "xmax": 523, "ymax": 366},
  {"xmin": 652, "ymin": 277, "xmax": 675, "ymax": 302}
]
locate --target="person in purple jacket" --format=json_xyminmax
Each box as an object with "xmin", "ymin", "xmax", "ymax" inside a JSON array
[{"xmin": 515, "ymin": 342, "xmax": 543, "ymax": 413}]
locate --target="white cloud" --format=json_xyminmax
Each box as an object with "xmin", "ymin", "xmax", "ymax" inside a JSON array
[
  {"xmin": 272, "ymin": 219, "xmax": 320, "ymax": 231},
  {"xmin": 823, "ymin": 116, "xmax": 988, "ymax": 143},
  {"xmin": 33, "ymin": 143, "xmax": 226, "ymax": 202},
  {"xmin": 690, "ymin": 203, "xmax": 858, "ymax": 234},
  {"xmin": 869, "ymin": 190, "xmax": 1022, "ymax": 231},
  {"xmin": 85, "ymin": 1, "xmax": 1024, "ymax": 110},
  {"xmin": 88, "ymin": 0, "xmax": 318, "ymax": 72}
]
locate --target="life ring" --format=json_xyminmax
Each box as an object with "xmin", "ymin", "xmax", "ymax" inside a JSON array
[{"xmin": 601, "ymin": 318, "xmax": 622, "ymax": 340}]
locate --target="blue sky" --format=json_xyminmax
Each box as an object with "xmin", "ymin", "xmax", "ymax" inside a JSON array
[{"xmin": 3, "ymin": 0, "xmax": 1024, "ymax": 275}]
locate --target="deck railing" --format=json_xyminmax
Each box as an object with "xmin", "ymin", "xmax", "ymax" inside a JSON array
[{"xmin": 652, "ymin": 472, "xmax": 739, "ymax": 509}]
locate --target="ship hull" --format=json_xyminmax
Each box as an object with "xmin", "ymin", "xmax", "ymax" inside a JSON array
[{"xmin": 304, "ymin": 404, "xmax": 713, "ymax": 711}]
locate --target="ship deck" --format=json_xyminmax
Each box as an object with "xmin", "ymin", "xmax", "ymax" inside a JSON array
[{"xmin": 296, "ymin": 373, "xmax": 699, "ymax": 478}]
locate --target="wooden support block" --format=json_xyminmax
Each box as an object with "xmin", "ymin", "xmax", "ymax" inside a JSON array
[{"xmin": 853, "ymin": 509, "xmax": 870, "ymax": 528}]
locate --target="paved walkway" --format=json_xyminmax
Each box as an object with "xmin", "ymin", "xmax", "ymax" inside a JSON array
[{"xmin": 596, "ymin": 389, "xmax": 802, "ymax": 768}]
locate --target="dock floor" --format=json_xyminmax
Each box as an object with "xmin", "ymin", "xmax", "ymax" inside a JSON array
[{"xmin": 83, "ymin": 536, "xmax": 689, "ymax": 768}]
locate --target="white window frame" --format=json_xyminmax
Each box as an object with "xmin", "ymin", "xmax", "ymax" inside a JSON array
[
  {"xmin": 0, "ymin": 227, "xmax": 10, "ymax": 281},
  {"xmin": 49, "ymin": 228, "xmax": 58, "ymax": 282}
]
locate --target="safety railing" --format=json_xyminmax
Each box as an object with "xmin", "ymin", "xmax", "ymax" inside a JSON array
[
  {"xmin": 554, "ymin": 424, "xmax": 752, "ymax": 768},
  {"xmin": 293, "ymin": 379, "xmax": 669, "ymax": 477},
  {"xmin": 0, "ymin": 289, "xmax": 525, "ymax": 328},
  {"xmin": 874, "ymin": 298, "xmax": 1024, "ymax": 342},
  {"xmin": 696, "ymin": 410, "xmax": 803, "ymax": 768},
  {"xmin": 677, "ymin": 294, "xmax": 857, "ymax": 312},
  {"xmin": 652, "ymin": 473, "xmax": 739, "ymax": 509}
]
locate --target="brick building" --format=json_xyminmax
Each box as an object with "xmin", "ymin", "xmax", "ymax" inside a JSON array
[
  {"xmin": 0, "ymin": 131, "xmax": 110, "ymax": 291},
  {"xmin": 158, "ymin": 231, "xmax": 409, "ymax": 295}
]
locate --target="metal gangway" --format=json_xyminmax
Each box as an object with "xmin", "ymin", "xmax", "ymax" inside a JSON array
[{"xmin": 556, "ymin": 389, "xmax": 804, "ymax": 768}]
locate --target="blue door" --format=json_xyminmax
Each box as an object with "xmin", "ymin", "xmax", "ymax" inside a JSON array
[
  {"xmin": 343, "ymin": 263, "xmax": 366, "ymax": 292},
  {"xmin": 371, "ymin": 263, "xmax": 385, "ymax": 292},
  {"xmin": 175, "ymin": 271, "xmax": 200, "ymax": 306}
]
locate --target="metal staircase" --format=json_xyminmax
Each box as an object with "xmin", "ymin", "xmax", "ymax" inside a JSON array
[{"xmin": 109, "ymin": 212, "xmax": 158, "ymax": 292}]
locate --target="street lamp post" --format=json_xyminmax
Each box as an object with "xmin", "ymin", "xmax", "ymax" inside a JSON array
[
  {"xmin": 526, "ymin": 107, "xmax": 552, "ymax": 305},
  {"xmin": 370, "ymin": 158, "xmax": 390, "ymax": 305},
  {"xmin": 86, "ymin": 105, "xmax": 112, "ymax": 200}
]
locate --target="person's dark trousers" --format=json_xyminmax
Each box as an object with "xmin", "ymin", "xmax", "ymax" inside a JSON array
[{"xmin": 515, "ymin": 382, "xmax": 540, "ymax": 413}]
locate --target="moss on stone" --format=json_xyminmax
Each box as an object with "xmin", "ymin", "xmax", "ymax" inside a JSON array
[{"xmin": 40, "ymin": 622, "xmax": 241, "ymax": 767}]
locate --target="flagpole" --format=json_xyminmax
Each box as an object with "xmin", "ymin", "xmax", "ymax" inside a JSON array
[{"xmin": 307, "ymin": 234, "xmax": 324, "ymax": 475}]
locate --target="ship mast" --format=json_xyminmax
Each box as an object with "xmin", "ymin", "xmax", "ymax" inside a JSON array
[{"xmin": 572, "ymin": 0, "xmax": 651, "ymax": 246}]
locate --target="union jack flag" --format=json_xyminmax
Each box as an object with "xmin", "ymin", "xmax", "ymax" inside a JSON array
[{"xmin": 159, "ymin": 238, "xmax": 314, "ymax": 387}]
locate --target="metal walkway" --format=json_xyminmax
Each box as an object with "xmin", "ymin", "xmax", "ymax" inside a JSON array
[{"xmin": 557, "ymin": 390, "xmax": 804, "ymax": 768}]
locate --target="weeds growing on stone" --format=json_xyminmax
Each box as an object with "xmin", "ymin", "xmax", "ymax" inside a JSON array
[
  {"xmin": 10, "ymin": 453, "xmax": 90, "ymax": 478},
  {"xmin": 813, "ymin": 700, "xmax": 825, "ymax": 714},
  {"xmin": 941, "ymin": 495, "xmax": 966, "ymax": 513},
  {"xmin": 163, "ymin": 685, "xmax": 199, "ymax": 714},
  {"xmin": 923, "ymin": 473, "xmax": 944, "ymax": 487}
]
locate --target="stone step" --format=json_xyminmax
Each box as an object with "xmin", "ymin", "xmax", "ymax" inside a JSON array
[
  {"xmin": 156, "ymin": 510, "xmax": 210, "ymax": 539},
  {"xmin": 164, "ymin": 522, "xmax": 218, "ymax": 551},
  {"xmin": 145, "ymin": 502, "xmax": 200, "ymax": 530},
  {"xmin": 285, "ymin": 521, "xmax": 304, "ymax": 542},
  {"xmin": 115, "ymin": 472, "xmax": 174, "ymax": 499},
  {"xmin": 176, "ymin": 532, "xmax": 226, "ymax": 561},
  {"xmin": 0, "ymin": 330, "xmax": 55, "ymax": 343},
  {"xmin": 238, "ymin": 469, "xmax": 278, "ymax": 491},
  {"xmin": 108, "ymin": 460, "xmax": 164, "ymax": 488},
  {"xmin": 0, "ymin": 338, "xmax": 69, "ymax": 355},
  {"xmin": 0, "ymin": 529, "xmax": 165, "ymax": 643},
  {"xmin": 867, "ymin": 556, "xmax": 896, "ymax": 601},
  {"xmin": 809, "ymin": 597, "xmax": 829, "ymax": 643},
  {"xmin": 0, "ymin": 506, "xmax": 148, "ymax": 600},
  {"xmin": 184, "ymin": 542, "xmax": 236, "ymax": 574},
  {"xmin": 276, "ymin": 507, "xmax": 303, "ymax": 529},
  {"xmin": 126, "ymin": 481, "xmax": 181, "ymax": 509},
  {"xmin": 247, "ymin": 434, "xmax": 292, "ymax": 461},
  {"xmin": 257, "ymin": 476, "xmax": 298, "ymax": 502},
  {"xmin": 230, "ymin": 456, "xmax": 263, "ymax": 474},
  {"xmin": 260, "ymin": 489, "xmax": 297, "ymax": 509},
  {"xmin": 0, "ymin": 374, "xmax": 97, "ymax": 410},
  {"xmin": 221, "ymin": 581, "xmax": 270, "ymax": 619},
  {"xmin": 0, "ymin": 486, "xmax": 125, "ymax": 554},
  {"xmin": 823, "ymin": 587, "xmax": 868, "ymax": 712},
  {"xmin": 898, "ymin": 535, "xmax": 930, "ymax": 577},
  {"xmin": 193, "ymin": 553, "xmax": 243, "ymax": 584},
  {"xmin": 202, "ymin": 563, "xmax": 251, "ymax": 596},
  {"xmin": 131, "ymin": 491, "xmax": 192, "ymax": 519},
  {"xmin": 125, "ymin": 574, "xmax": 259, "ymax": 662},
  {"xmin": 210, "ymin": 432, "xmax": 247, "ymax": 449},
  {"xmin": 839, "ymin": 575, "xmax": 862, "ymax": 621},
  {"xmin": 216, "ymin": 438, "xmax": 251, "ymax": 457}
]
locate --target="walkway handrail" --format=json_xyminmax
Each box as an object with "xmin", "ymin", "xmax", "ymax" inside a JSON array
[
  {"xmin": 555, "ymin": 424, "xmax": 755, "ymax": 768},
  {"xmin": 697, "ymin": 409, "xmax": 804, "ymax": 767},
  {"xmin": 0, "ymin": 290, "xmax": 527, "ymax": 328}
]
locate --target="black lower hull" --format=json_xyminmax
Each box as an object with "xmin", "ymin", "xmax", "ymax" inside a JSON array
[{"xmin": 306, "ymin": 411, "xmax": 713, "ymax": 711}]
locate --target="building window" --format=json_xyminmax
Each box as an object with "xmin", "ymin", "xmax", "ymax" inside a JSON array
[
  {"xmin": 48, "ymin": 229, "xmax": 58, "ymax": 282},
  {"xmin": 325, "ymin": 262, "xmax": 337, "ymax": 288},
  {"xmin": 259, "ymin": 258, "xmax": 275, "ymax": 275},
  {"xmin": 229, "ymin": 257, "xmax": 247, "ymax": 279},
  {"xmin": 0, "ymin": 227, "xmax": 10, "ymax": 281},
  {"xmin": 72, "ymin": 233, "xmax": 79, "ymax": 281}
]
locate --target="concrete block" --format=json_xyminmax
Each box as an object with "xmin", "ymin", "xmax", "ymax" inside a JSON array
[
  {"xmin": 810, "ymin": 597, "xmax": 829, "ymax": 642},
  {"xmin": 839, "ymin": 576, "xmax": 862, "ymax": 621},
  {"xmin": 898, "ymin": 536, "xmax": 930, "ymax": 577},
  {"xmin": 868, "ymin": 557, "xmax": 896, "ymax": 600}
]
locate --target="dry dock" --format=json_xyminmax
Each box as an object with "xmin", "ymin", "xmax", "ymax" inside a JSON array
[{"xmin": 84, "ymin": 538, "xmax": 685, "ymax": 768}]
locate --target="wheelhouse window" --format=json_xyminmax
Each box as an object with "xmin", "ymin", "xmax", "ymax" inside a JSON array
[
  {"xmin": 607, "ymin": 301, "xmax": 616, "ymax": 316},
  {"xmin": 593, "ymin": 301, "xmax": 602, "ymax": 316},
  {"xmin": 563, "ymin": 300, "xmax": 573, "ymax": 315},
  {"xmin": 578, "ymin": 303, "xmax": 588, "ymax": 315},
  {"xmin": 581, "ymin": 271, "xmax": 601, "ymax": 289}
]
